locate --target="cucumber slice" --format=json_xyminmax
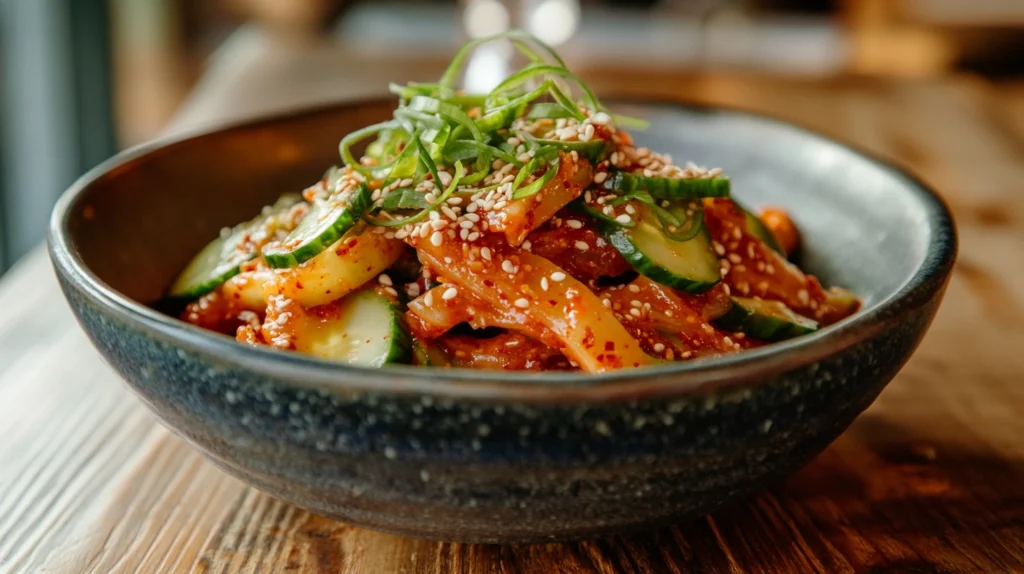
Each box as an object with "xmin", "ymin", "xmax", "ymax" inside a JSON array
[
  {"xmin": 714, "ymin": 297, "xmax": 818, "ymax": 341},
  {"xmin": 734, "ymin": 202, "xmax": 785, "ymax": 256},
  {"xmin": 169, "ymin": 193, "xmax": 301, "ymax": 299},
  {"xmin": 744, "ymin": 211, "xmax": 785, "ymax": 256},
  {"xmin": 263, "ymin": 183, "xmax": 371, "ymax": 268},
  {"xmin": 300, "ymin": 289, "xmax": 412, "ymax": 367},
  {"xmin": 412, "ymin": 338, "xmax": 450, "ymax": 367},
  {"xmin": 599, "ymin": 205, "xmax": 721, "ymax": 294},
  {"xmin": 605, "ymin": 172, "xmax": 730, "ymax": 200}
]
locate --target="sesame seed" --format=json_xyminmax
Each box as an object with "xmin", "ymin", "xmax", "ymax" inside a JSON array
[
  {"xmin": 384, "ymin": 287, "xmax": 399, "ymax": 297},
  {"xmin": 467, "ymin": 231, "xmax": 480, "ymax": 241},
  {"xmin": 625, "ymin": 204, "xmax": 636, "ymax": 215},
  {"xmin": 628, "ymin": 285, "xmax": 641, "ymax": 293},
  {"xmin": 615, "ymin": 214, "xmax": 631, "ymax": 224},
  {"xmin": 514, "ymin": 298, "xmax": 530, "ymax": 309},
  {"xmin": 593, "ymin": 172, "xmax": 608, "ymax": 185},
  {"xmin": 442, "ymin": 206, "xmax": 458, "ymax": 220},
  {"xmin": 630, "ymin": 300, "xmax": 642, "ymax": 308},
  {"xmin": 446, "ymin": 196, "xmax": 463, "ymax": 205},
  {"xmin": 464, "ymin": 212, "xmax": 480, "ymax": 222},
  {"xmin": 629, "ymin": 308, "xmax": 641, "ymax": 317},
  {"xmin": 566, "ymin": 219, "xmax": 583, "ymax": 229},
  {"xmin": 502, "ymin": 260, "xmax": 515, "ymax": 273},
  {"xmin": 728, "ymin": 253, "xmax": 742, "ymax": 264},
  {"xmin": 407, "ymin": 283, "xmax": 421, "ymax": 297},
  {"xmin": 602, "ymin": 298, "xmax": 611, "ymax": 308},
  {"xmin": 430, "ymin": 219, "xmax": 447, "ymax": 231},
  {"xmin": 424, "ymin": 292, "xmax": 434, "ymax": 306},
  {"xmin": 459, "ymin": 220, "xmax": 474, "ymax": 229},
  {"xmin": 541, "ymin": 277, "xmax": 549, "ymax": 291},
  {"xmin": 574, "ymin": 241, "xmax": 590, "ymax": 251},
  {"xmin": 654, "ymin": 343, "xmax": 666, "ymax": 353},
  {"xmin": 378, "ymin": 274, "xmax": 393, "ymax": 286},
  {"xmin": 442, "ymin": 287, "xmax": 458, "ymax": 301},
  {"xmin": 459, "ymin": 228, "xmax": 469, "ymax": 240},
  {"xmin": 430, "ymin": 232, "xmax": 443, "ymax": 246},
  {"xmin": 551, "ymin": 272, "xmax": 567, "ymax": 282},
  {"xmin": 480, "ymin": 247, "xmax": 492, "ymax": 261},
  {"xmin": 521, "ymin": 240, "xmax": 532, "ymax": 250}
]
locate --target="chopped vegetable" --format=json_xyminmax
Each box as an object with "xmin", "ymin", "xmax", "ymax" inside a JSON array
[{"xmin": 171, "ymin": 29, "xmax": 859, "ymax": 372}]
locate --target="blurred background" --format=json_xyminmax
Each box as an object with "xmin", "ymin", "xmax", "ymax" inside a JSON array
[{"xmin": 0, "ymin": 0, "xmax": 1021, "ymax": 272}]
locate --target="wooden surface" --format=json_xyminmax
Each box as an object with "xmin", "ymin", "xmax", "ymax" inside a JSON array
[{"xmin": 3, "ymin": 34, "xmax": 1024, "ymax": 573}]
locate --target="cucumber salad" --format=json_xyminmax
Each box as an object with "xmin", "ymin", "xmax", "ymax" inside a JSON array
[{"xmin": 168, "ymin": 30, "xmax": 859, "ymax": 372}]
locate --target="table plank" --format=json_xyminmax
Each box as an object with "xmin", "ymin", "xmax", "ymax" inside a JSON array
[{"xmin": 2, "ymin": 37, "xmax": 1024, "ymax": 572}]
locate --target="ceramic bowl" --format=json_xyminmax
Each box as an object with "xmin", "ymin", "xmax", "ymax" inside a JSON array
[{"xmin": 48, "ymin": 99, "xmax": 956, "ymax": 543}]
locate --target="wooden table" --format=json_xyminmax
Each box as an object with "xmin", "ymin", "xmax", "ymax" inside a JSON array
[{"xmin": 3, "ymin": 34, "xmax": 1024, "ymax": 572}]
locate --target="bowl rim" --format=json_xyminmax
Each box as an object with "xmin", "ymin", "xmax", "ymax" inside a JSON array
[{"xmin": 48, "ymin": 97, "xmax": 957, "ymax": 401}]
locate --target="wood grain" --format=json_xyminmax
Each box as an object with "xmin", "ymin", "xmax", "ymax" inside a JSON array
[{"xmin": 2, "ymin": 37, "xmax": 1024, "ymax": 573}]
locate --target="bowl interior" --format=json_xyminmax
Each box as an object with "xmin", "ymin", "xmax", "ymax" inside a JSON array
[{"xmin": 62, "ymin": 100, "xmax": 935, "ymax": 329}]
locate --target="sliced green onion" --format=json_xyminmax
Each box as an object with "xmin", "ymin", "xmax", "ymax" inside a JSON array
[
  {"xmin": 340, "ymin": 120, "xmax": 403, "ymax": 174},
  {"xmin": 376, "ymin": 129, "xmax": 421, "ymax": 181},
  {"xmin": 408, "ymin": 96, "xmax": 484, "ymax": 142},
  {"xmin": 527, "ymin": 102, "xmax": 577, "ymax": 120},
  {"xmin": 443, "ymin": 140, "xmax": 521, "ymax": 167},
  {"xmin": 458, "ymin": 151, "xmax": 493, "ymax": 186},
  {"xmin": 376, "ymin": 188, "xmax": 428, "ymax": 211},
  {"xmin": 487, "ymin": 64, "xmax": 599, "ymax": 113},
  {"xmin": 529, "ymin": 139, "xmax": 607, "ymax": 164},
  {"xmin": 439, "ymin": 30, "xmax": 568, "ymax": 95},
  {"xmin": 548, "ymin": 83, "xmax": 587, "ymax": 121},
  {"xmin": 612, "ymin": 114, "xmax": 650, "ymax": 130},
  {"xmin": 512, "ymin": 158, "xmax": 559, "ymax": 200},
  {"xmin": 510, "ymin": 145, "xmax": 559, "ymax": 197},
  {"xmin": 393, "ymin": 108, "xmax": 447, "ymax": 131},
  {"xmin": 421, "ymin": 123, "xmax": 452, "ymax": 163},
  {"xmin": 366, "ymin": 161, "xmax": 466, "ymax": 228}
]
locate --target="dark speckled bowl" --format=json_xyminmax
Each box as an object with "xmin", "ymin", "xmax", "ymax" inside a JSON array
[{"xmin": 48, "ymin": 99, "xmax": 955, "ymax": 543}]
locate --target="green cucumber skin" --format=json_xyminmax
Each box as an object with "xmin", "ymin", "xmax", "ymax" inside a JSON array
[
  {"xmin": 332, "ymin": 290, "xmax": 412, "ymax": 367},
  {"xmin": 742, "ymin": 210, "xmax": 786, "ymax": 256},
  {"xmin": 168, "ymin": 193, "xmax": 302, "ymax": 300},
  {"xmin": 606, "ymin": 172, "xmax": 730, "ymax": 200},
  {"xmin": 169, "ymin": 263, "xmax": 241, "ymax": 301},
  {"xmin": 383, "ymin": 299, "xmax": 414, "ymax": 366},
  {"xmin": 263, "ymin": 184, "xmax": 371, "ymax": 269},
  {"xmin": 600, "ymin": 223, "xmax": 720, "ymax": 295},
  {"xmin": 714, "ymin": 298, "xmax": 818, "ymax": 342}
]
